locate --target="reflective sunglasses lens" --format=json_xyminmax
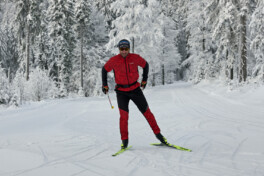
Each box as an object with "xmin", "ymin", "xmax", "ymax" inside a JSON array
[{"xmin": 120, "ymin": 48, "xmax": 129, "ymax": 51}]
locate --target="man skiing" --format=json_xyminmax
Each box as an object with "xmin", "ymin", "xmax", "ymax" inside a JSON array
[{"xmin": 102, "ymin": 39, "xmax": 168, "ymax": 149}]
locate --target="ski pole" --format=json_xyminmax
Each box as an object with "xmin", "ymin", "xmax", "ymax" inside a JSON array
[{"xmin": 107, "ymin": 93, "xmax": 114, "ymax": 109}]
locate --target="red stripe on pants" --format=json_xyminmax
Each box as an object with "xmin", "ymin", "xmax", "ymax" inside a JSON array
[
  {"xmin": 119, "ymin": 108, "xmax": 129, "ymax": 140},
  {"xmin": 119, "ymin": 108, "xmax": 160, "ymax": 140},
  {"xmin": 143, "ymin": 108, "xmax": 161, "ymax": 134}
]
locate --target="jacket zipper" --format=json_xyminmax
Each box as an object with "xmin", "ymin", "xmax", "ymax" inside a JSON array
[{"xmin": 124, "ymin": 58, "xmax": 130, "ymax": 85}]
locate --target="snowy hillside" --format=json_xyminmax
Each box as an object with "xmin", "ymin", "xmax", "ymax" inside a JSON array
[{"xmin": 0, "ymin": 82, "xmax": 264, "ymax": 176}]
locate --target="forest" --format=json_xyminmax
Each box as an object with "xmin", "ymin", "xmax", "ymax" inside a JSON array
[{"xmin": 0, "ymin": 0, "xmax": 263, "ymax": 106}]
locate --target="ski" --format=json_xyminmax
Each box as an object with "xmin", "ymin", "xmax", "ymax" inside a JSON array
[
  {"xmin": 112, "ymin": 146, "xmax": 132, "ymax": 157},
  {"xmin": 151, "ymin": 143, "xmax": 192, "ymax": 152}
]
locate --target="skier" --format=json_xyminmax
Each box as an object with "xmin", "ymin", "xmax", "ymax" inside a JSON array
[{"xmin": 102, "ymin": 39, "xmax": 168, "ymax": 149}]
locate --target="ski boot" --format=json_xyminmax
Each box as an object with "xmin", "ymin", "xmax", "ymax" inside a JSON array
[
  {"xmin": 121, "ymin": 139, "xmax": 128, "ymax": 149},
  {"xmin": 155, "ymin": 133, "xmax": 169, "ymax": 145}
]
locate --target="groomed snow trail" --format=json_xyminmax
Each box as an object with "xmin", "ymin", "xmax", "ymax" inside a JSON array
[{"xmin": 0, "ymin": 82, "xmax": 264, "ymax": 176}]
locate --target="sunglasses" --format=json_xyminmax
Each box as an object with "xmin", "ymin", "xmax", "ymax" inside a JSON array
[{"xmin": 120, "ymin": 48, "xmax": 129, "ymax": 51}]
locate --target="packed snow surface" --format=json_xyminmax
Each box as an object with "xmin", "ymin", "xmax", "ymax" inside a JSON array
[{"xmin": 0, "ymin": 82, "xmax": 264, "ymax": 176}]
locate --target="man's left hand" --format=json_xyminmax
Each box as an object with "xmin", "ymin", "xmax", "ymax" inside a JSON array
[{"xmin": 141, "ymin": 81, "xmax": 147, "ymax": 90}]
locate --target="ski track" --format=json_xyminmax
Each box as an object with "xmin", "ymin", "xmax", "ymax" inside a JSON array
[{"xmin": 0, "ymin": 82, "xmax": 264, "ymax": 176}]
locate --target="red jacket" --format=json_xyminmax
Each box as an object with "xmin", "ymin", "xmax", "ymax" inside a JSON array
[{"xmin": 102, "ymin": 53, "xmax": 149, "ymax": 91}]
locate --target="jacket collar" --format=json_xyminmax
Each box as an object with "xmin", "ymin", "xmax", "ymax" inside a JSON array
[{"xmin": 118, "ymin": 53, "xmax": 130, "ymax": 59}]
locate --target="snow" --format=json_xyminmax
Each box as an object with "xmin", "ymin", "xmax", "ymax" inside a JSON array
[{"xmin": 0, "ymin": 81, "xmax": 264, "ymax": 176}]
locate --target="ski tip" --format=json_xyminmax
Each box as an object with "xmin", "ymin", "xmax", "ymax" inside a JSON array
[{"xmin": 150, "ymin": 143, "xmax": 163, "ymax": 146}]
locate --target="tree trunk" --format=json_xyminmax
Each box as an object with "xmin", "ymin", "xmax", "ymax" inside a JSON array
[
  {"xmin": 162, "ymin": 64, "xmax": 165, "ymax": 85},
  {"xmin": 131, "ymin": 37, "xmax": 135, "ymax": 53},
  {"xmin": 80, "ymin": 30, "xmax": 84, "ymax": 88},
  {"xmin": 152, "ymin": 68, "xmax": 155, "ymax": 86},
  {"xmin": 230, "ymin": 67, "xmax": 234, "ymax": 80},
  {"xmin": 239, "ymin": 13, "xmax": 247, "ymax": 82},
  {"xmin": 225, "ymin": 49, "xmax": 229, "ymax": 78},
  {"xmin": 8, "ymin": 67, "xmax": 11, "ymax": 83},
  {"xmin": 225, "ymin": 49, "xmax": 234, "ymax": 80},
  {"xmin": 26, "ymin": 23, "xmax": 30, "ymax": 81}
]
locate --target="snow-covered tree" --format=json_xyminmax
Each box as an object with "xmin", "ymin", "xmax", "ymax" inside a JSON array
[
  {"xmin": 0, "ymin": 26, "xmax": 19, "ymax": 82},
  {"xmin": 12, "ymin": 71, "xmax": 27, "ymax": 105},
  {"xmin": 206, "ymin": 0, "xmax": 240, "ymax": 81},
  {"xmin": 26, "ymin": 67, "xmax": 58, "ymax": 101},
  {"xmin": 145, "ymin": 0, "xmax": 181, "ymax": 85},
  {"xmin": 75, "ymin": 0, "xmax": 92, "ymax": 89},
  {"xmin": 15, "ymin": 0, "xmax": 30, "ymax": 80},
  {"xmin": 94, "ymin": 0, "xmax": 117, "ymax": 30},
  {"xmin": 250, "ymin": 0, "xmax": 264, "ymax": 81},
  {"xmin": 0, "ymin": 67, "xmax": 11, "ymax": 105},
  {"xmin": 0, "ymin": 67, "xmax": 19, "ymax": 106},
  {"xmin": 237, "ymin": 0, "xmax": 250, "ymax": 82},
  {"xmin": 32, "ymin": 1, "xmax": 50, "ymax": 71},
  {"xmin": 182, "ymin": 0, "xmax": 216, "ymax": 83},
  {"xmin": 82, "ymin": 5, "xmax": 109, "ymax": 96},
  {"xmin": 206, "ymin": 0, "xmax": 251, "ymax": 82},
  {"xmin": 160, "ymin": 15, "xmax": 181, "ymax": 84},
  {"xmin": 47, "ymin": 0, "xmax": 76, "ymax": 94},
  {"xmin": 73, "ymin": 1, "xmax": 109, "ymax": 96},
  {"xmin": 158, "ymin": 0, "xmax": 191, "ymax": 81},
  {"xmin": 15, "ymin": 0, "xmax": 43, "ymax": 80}
]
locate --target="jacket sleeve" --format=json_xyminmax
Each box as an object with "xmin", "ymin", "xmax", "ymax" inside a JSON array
[
  {"xmin": 102, "ymin": 66, "xmax": 108, "ymax": 87},
  {"xmin": 142, "ymin": 61, "xmax": 149, "ymax": 82},
  {"xmin": 102, "ymin": 58, "xmax": 114, "ymax": 86},
  {"xmin": 136, "ymin": 55, "xmax": 149, "ymax": 82}
]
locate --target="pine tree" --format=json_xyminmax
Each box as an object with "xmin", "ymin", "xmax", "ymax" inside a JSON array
[
  {"xmin": 0, "ymin": 26, "xmax": 19, "ymax": 82},
  {"xmin": 159, "ymin": 0, "xmax": 191, "ymax": 80},
  {"xmin": 33, "ymin": 1, "xmax": 50, "ymax": 71},
  {"xmin": 183, "ymin": 0, "xmax": 216, "ymax": 83},
  {"xmin": 15, "ymin": 0, "xmax": 30, "ymax": 80},
  {"xmin": 0, "ymin": 2, "xmax": 2, "ymax": 22},
  {"xmin": 206, "ymin": 0, "xmax": 240, "ymax": 81},
  {"xmin": 236, "ymin": 0, "xmax": 249, "ymax": 82},
  {"xmin": 0, "ymin": 67, "xmax": 11, "ymax": 105},
  {"xmin": 159, "ymin": 10, "xmax": 181, "ymax": 84},
  {"xmin": 206, "ymin": 0, "xmax": 252, "ymax": 82},
  {"xmin": 75, "ymin": 0, "xmax": 92, "ymax": 89},
  {"xmin": 250, "ymin": 0, "xmax": 264, "ymax": 81},
  {"xmin": 28, "ymin": 0, "xmax": 44, "ymax": 68},
  {"xmin": 94, "ymin": 0, "xmax": 117, "ymax": 30},
  {"xmin": 47, "ymin": 0, "xmax": 76, "ymax": 94},
  {"xmin": 15, "ymin": 0, "xmax": 43, "ymax": 80},
  {"xmin": 76, "ymin": 1, "xmax": 109, "ymax": 96}
]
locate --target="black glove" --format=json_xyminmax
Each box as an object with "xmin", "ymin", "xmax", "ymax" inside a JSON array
[
  {"xmin": 102, "ymin": 86, "xmax": 109, "ymax": 94},
  {"xmin": 141, "ymin": 81, "xmax": 147, "ymax": 90}
]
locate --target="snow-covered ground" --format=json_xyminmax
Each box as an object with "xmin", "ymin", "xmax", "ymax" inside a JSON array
[{"xmin": 0, "ymin": 81, "xmax": 264, "ymax": 176}]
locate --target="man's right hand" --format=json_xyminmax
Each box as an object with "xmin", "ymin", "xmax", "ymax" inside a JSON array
[{"xmin": 102, "ymin": 86, "xmax": 109, "ymax": 94}]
